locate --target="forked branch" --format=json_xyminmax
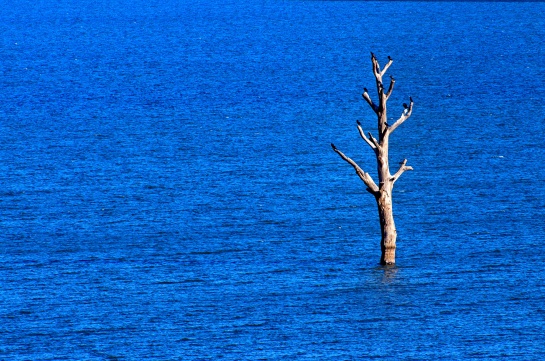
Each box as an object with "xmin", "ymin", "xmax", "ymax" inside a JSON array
[
  {"xmin": 380, "ymin": 56, "xmax": 393, "ymax": 77},
  {"xmin": 367, "ymin": 132, "xmax": 380, "ymax": 149},
  {"xmin": 389, "ymin": 96, "xmax": 414, "ymax": 133},
  {"xmin": 356, "ymin": 120, "xmax": 377, "ymax": 151},
  {"xmin": 331, "ymin": 143, "xmax": 379, "ymax": 193},
  {"xmin": 391, "ymin": 159, "xmax": 414, "ymax": 183}
]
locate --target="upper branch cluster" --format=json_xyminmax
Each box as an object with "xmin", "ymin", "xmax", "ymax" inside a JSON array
[
  {"xmin": 332, "ymin": 53, "xmax": 415, "ymax": 191},
  {"xmin": 361, "ymin": 53, "xmax": 415, "ymax": 144}
]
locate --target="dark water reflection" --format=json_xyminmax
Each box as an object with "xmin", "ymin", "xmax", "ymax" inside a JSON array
[{"xmin": 375, "ymin": 265, "xmax": 399, "ymax": 284}]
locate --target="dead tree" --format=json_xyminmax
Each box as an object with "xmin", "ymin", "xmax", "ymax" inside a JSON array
[{"xmin": 331, "ymin": 53, "xmax": 414, "ymax": 265}]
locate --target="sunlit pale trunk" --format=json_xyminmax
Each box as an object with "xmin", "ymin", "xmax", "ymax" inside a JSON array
[
  {"xmin": 376, "ymin": 127, "xmax": 397, "ymax": 265},
  {"xmin": 376, "ymin": 185, "xmax": 396, "ymax": 265}
]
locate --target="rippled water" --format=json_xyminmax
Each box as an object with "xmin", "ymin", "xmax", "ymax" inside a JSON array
[{"xmin": 2, "ymin": 1, "xmax": 545, "ymax": 359}]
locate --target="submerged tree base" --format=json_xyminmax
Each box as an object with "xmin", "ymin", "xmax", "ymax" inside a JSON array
[{"xmin": 381, "ymin": 247, "xmax": 396, "ymax": 265}]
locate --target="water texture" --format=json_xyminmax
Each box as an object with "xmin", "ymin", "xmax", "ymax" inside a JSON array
[{"xmin": 1, "ymin": 1, "xmax": 545, "ymax": 359}]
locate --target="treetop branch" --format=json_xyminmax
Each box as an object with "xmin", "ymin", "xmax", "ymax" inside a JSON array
[
  {"xmin": 371, "ymin": 53, "xmax": 381, "ymax": 78},
  {"xmin": 380, "ymin": 56, "xmax": 393, "ymax": 77}
]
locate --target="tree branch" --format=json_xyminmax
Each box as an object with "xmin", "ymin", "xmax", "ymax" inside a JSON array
[
  {"xmin": 362, "ymin": 88, "xmax": 378, "ymax": 113},
  {"xmin": 371, "ymin": 52, "xmax": 380, "ymax": 78},
  {"xmin": 391, "ymin": 159, "xmax": 414, "ymax": 183},
  {"xmin": 356, "ymin": 120, "xmax": 376, "ymax": 150},
  {"xmin": 371, "ymin": 53, "xmax": 386, "ymax": 104},
  {"xmin": 385, "ymin": 75, "xmax": 395, "ymax": 100},
  {"xmin": 389, "ymin": 97, "xmax": 414, "ymax": 133},
  {"xmin": 367, "ymin": 132, "xmax": 380, "ymax": 149},
  {"xmin": 331, "ymin": 143, "xmax": 379, "ymax": 193},
  {"xmin": 380, "ymin": 56, "xmax": 393, "ymax": 77}
]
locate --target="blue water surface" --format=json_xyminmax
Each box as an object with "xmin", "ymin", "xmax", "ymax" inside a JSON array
[{"xmin": 1, "ymin": 0, "xmax": 545, "ymax": 359}]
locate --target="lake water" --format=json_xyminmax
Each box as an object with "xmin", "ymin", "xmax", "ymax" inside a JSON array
[{"xmin": 1, "ymin": 0, "xmax": 545, "ymax": 359}]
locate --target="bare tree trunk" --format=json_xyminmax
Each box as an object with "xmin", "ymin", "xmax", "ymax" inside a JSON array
[
  {"xmin": 331, "ymin": 53, "xmax": 414, "ymax": 265},
  {"xmin": 376, "ymin": 184, "xmax": 396, "ymax": 265}
]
